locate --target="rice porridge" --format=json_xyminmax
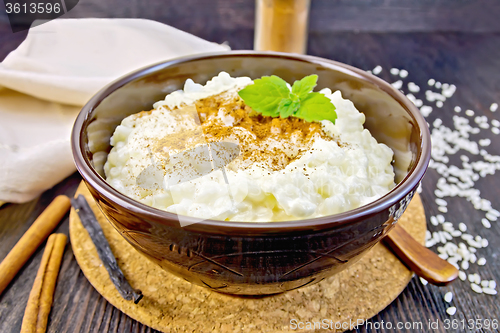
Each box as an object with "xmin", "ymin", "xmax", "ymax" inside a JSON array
[{"xmin": 104, "ymin": 72, "xmax": 395, "ymax": 222}]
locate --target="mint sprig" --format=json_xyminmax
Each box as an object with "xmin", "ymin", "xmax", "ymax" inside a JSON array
[{"xmin": 237, "ymin": 74, "xmax": 337, "ymax": 123}]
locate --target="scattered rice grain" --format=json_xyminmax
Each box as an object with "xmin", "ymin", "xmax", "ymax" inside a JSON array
[
  {"xmin": 446, "ymin": 307, "xmax": 457, "ymax": 315},
  {"xmin": 408, "ymin": 82, "xmax": 420, "ymax": 92},
  {"xmin": 439, "ymin": 232, "xmax": 447, "ymax": 244},
  {"xmin": 470, "ymin": 254, "xmax": 477, "ymax": 263},
  {"xmin": 489, "ymin": 209, "xmax": 500, "ymax": 216},
  {"xmin": 437, "ymin": 199, "xmax": 448, "ymax": 206},
  {"xmin": 439, "ymin": 253, "xmax": 449, "ymax": 260},
  {"xmin": 482, "ymin": 288, "xmax": 497, "ymax": 295},
  {"xmin": 485, "ymin": 212, "xmax": 498, "ymax": 221},
  {"xmin": 471, "ymin": 283, "xmax": 483, "ymax": 293},
  {"xmin": 420, "ymin": 105, "xmax": 433, "ymax": 117},
  {"xmin": 391, "ymin": 80, "xmax": 403, "ymax": 89},
  {"xmin": 479, "ymin": 139, "xmax": 491, "ymax": 146},
  {"xmin": 438, "ymin": 206, "xmax": 448, "ymax": 213},
  {"xmin": 372, "ymin": 65, "xmax": 382, "ymax": 75},
  {"xmin": 461, "ymin": 234, "xmax": 473, "ymax": 241},
  {"xmin": 430, "ymin": 216, "xmax": 439, "ymax": 226},
  {"xmin": 481, "ymin": 218, "xmax": 491, "ymax": 228},
  {"xmin": 467, "ymin": 240, "xmax": 482, "ymax": 248}
]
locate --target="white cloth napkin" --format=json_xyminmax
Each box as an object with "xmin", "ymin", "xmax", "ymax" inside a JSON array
[{"xmin": 0, "ymin": 18, "xmax": 229, "ymax": 204}]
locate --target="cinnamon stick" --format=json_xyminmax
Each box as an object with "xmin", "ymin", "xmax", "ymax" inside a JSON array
[
  {"xmin": 35, "ymin": 233, "xmax": 67, "ymax": 332},
  {"xmin": 20, "ymin": 233, "xmax": 67, "ymax": 333},
  {"xmin": 0, "ymin": 195, "xmax": 71, "ymax": 295}
]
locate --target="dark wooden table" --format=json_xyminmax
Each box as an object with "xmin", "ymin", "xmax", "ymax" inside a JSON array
[{"xmin": 1, "ymin": 16, "xmax": 500, "ymax": 333}]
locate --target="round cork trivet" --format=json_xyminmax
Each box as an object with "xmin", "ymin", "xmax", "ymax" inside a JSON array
[{"xmin": 69, "ymin": 183, "xmax": 426, "ymax": 333}]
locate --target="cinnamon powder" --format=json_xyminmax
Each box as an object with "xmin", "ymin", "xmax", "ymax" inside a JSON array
[
  {"xmin": 149, "ymin": 90, "xmax": 333, "ymax": 173},
  {"xmin": 195, "ymin": 91, "xmax": 331, "ymax": 172}
]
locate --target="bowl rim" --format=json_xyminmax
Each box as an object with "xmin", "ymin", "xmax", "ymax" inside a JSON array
[{"xmin": 72, "ymin": 50, "xmax": 431, "ymax": 234}]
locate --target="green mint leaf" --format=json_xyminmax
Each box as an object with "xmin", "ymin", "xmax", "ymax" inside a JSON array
[
  {"xmin": 237, "ymin": 75, "xmax": 291, "ymax": 117},
  {"xmin": 238, "ymin": 74, "xmax": 337, "ymax": 124},
  {"xmin": 291, "ymin": 74, "xmax": 318, "ymax": 99},
  {"xmin": 277, "ymin": 98, "xmax": 300, "ymax": 118},
  {"xmin": 295, "ymin": 92, "xmax": 337, "ymax": 123}
]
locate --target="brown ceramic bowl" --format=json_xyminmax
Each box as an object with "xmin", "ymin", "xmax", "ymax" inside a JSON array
[{"xmin": 72, "ymin": 51, "xmax": 430, "ymax": 295}]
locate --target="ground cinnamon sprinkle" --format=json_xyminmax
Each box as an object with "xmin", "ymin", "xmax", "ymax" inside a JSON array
[
  {"xmin": 193, "ymin": 91, "xmax": 332, "ymax": 172},
  {"xmin": 147, "ymin": 90, "xmax": 334, "ymax": 173}
]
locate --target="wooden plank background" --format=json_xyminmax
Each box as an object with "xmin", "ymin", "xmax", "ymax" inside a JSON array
[
  {"xmin": 3, "ymin": 0, "xmax": 500, "ymax": 31},
  {"xmin": 1, "ymin": 0, "xmax": 500, "ymax": 61}
]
